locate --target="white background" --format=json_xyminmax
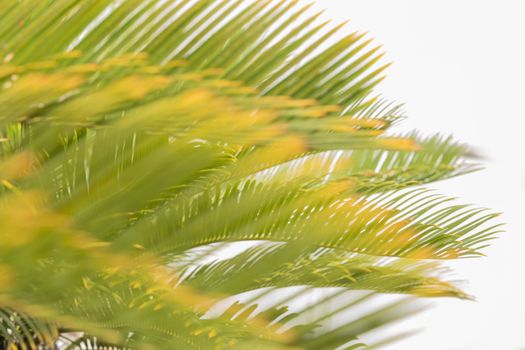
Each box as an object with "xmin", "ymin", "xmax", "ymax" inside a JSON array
[{"xmin": 298, "ymin": 1, "xmax": 525, "ymax": 349}]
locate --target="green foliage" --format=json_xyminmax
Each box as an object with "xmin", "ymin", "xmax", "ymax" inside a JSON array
[{"xmin": 0, "ymin": 1, "xmax": 500, "ymax": 349}]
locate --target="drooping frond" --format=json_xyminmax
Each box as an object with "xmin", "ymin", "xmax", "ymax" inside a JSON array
[{"xmin": 0, "ymin": 1, "xmax": 500, "ymax": 349}]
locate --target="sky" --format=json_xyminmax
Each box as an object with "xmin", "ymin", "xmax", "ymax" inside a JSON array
[{"xmin": 295, "ymin": 1, "xmax": 525, "ymax": 349}]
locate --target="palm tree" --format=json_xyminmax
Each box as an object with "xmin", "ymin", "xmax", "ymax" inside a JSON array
[{"xmin": 0, "ymin": 1, "xmax": 501, "ymax": 349}]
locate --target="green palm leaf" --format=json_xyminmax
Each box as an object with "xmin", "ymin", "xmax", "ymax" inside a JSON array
[{"xmin": 0, "ymin": 1, "xmax": 500, "ymax": 349}]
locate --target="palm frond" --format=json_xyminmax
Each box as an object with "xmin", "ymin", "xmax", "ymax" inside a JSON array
[{"xmin": 0, "ymin": 1, "xmax": 500, "ymax": 349}]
